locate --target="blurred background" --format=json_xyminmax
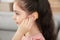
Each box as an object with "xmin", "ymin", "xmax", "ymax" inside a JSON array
[{"xmin": 0, "ymin": 0, "xmax": 60, "ymax": 40}]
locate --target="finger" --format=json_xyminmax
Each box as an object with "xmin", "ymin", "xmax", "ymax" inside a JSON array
[
  {"xmin": 19, "ymin": 19, "xmax": 25, "ymax": 27},
  {"xmin": 28, "ymin": 16, "xmax": 34, "ymax": 24},
  {"xmin": 27, "ymin": 17, "xmax": 34, "ymax": 29},
  {"xmin": 23, "ymin": 18, "xmax": 29, "ymax": 27}
]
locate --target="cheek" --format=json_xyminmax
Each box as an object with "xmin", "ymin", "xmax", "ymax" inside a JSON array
[
  {"xmin": 17, "ymin": 15, "xmax": 27, "ymax": 23},
  {"xmin": 20, "ymin": 14, "xmax": 28, "ymax": 20},
  {"xmin": 17, "ymin": 16, "xmax": 22, "ymax": 23}
]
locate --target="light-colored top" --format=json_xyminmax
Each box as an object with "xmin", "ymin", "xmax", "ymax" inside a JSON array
[{"xmin": 22, "ymin": 33, "xmax": 45, "ymax": 40}]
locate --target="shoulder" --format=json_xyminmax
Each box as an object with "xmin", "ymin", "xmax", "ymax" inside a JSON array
[
  {"xmin": 31, "ymin": 33, "xmax": 45, "ymax": 40},
  {"xmin": 22, "ymin": 33, "xmax": 45, "ymax": 40}
]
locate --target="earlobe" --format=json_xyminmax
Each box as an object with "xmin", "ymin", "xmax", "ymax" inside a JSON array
[{"xmin": 31, "ymin": 12, "xmax": 38, "ymax": 20}]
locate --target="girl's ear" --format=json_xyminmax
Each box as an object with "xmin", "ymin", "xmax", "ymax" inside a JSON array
[{"xmin": 28, "ymin": 12, "xmax": 38, "ymax": 20}]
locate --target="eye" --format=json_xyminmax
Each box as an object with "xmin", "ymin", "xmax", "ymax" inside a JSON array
[{"xmin": 15, "ymin": 13, "xmax": 20, "ymax": 15}]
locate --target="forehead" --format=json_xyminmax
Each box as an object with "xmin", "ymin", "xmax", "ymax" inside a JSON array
[
  {"xmin": 13, "ymin": 2, "xmax": 19, "ymax": 11},
  {"xmin": 13, "ymin": 2, "xmax": 30, "ymax": 15},
  {"xmin": 13, "ymin": 2, "xmax": 29, "ymax": 15},
  {"xmin": 13, "ymin": 2, "xmax": 23, "ymax": 12},
  {"xmin": 13, "ymin": 2, "xmax": 25, "ymax": 11}
]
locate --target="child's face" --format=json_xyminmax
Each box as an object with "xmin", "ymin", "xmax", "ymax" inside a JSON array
[{"xmin": 13, "ymin": 2, "xmax": 28, "ymax": 26}]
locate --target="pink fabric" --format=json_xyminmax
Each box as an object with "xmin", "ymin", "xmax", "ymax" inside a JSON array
[{"xmin": 22, "ymin": 33, "xmax": 45, "ymax": 40}]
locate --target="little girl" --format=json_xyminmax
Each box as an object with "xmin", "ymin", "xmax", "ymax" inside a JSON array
[{"xmin": 12, "ymin": 0, "xmax": 56, "ymax": 40}]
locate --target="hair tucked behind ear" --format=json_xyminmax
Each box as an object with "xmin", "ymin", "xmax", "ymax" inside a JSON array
[{"xmin": 16, "ymin": 0, "xmax": 57, "ymax": 40}]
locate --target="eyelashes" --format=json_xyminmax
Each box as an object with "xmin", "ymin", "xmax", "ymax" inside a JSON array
[{"xmin": 15, "ymin": 12, "xmax": 20, "ymax": 15}]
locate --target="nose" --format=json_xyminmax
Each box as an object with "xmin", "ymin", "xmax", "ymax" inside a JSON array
[{"xmin": 12, "ymin": 14, "xmax": 16, "ymax": 20}]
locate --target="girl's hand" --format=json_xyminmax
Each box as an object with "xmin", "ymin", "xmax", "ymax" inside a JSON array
[{"xmin": 18, "ymin": 16, "xmax": 35, "ymax": 34}]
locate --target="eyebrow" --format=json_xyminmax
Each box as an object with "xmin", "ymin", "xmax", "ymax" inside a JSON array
[{"xmin": 13, "ymin": 10, "xmax": 20, "ymax": 13}]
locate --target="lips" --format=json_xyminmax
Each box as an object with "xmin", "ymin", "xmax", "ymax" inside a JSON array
[
  {"xmin": 16, "ymin": 22, "xmax": 19, "ymax": 26},
  {"xmin": 16, "ymin": 22, "xmax": 19, "ymax": 24},
  {"xmin": 16, "ymin": 21, "xmax": 22, "ymax": 26}
]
